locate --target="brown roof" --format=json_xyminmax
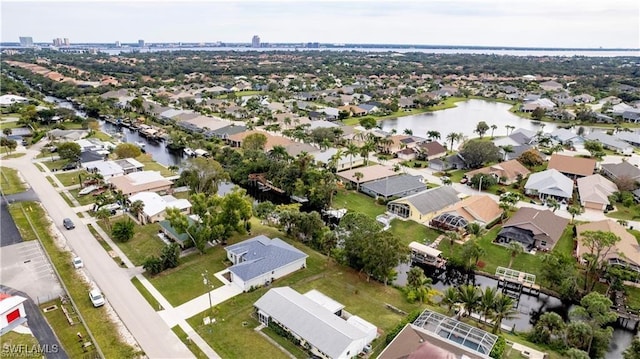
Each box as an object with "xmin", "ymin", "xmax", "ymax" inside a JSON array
[
  {"xmin": 503, "ymin": 207, "xmax": 569, "ymax": 245},
  {"xmin": 576, "ymin": 220, "xmax": 640, "ymax": 268},
  {"xmin": 548, "ymin": 154, "xmax": 596, "ymax": 177},
  {"xmin": 108, "ymin": 171, "xmax": 172, "ymax": 195},
  {"xmin": 378, "ymin": 324, "xmax": 485, "ymax": 359},
  {"xmin": 437, "ymin": 195, "xmax": 503, "ymax": 225},
  {"xmin": 336, "ymin": 164, "xmax": 397, "ymax": 184},
  {"xmin": 467, "ymin": 159, "xmax": 531, "ymax": 182},
  {"xmin": 227, "ymin": 130, "xmax": 294, "ymax": 151},
  {"xmin": 419, "ymin": 141, "xmax": 447, "ymax": 156}
]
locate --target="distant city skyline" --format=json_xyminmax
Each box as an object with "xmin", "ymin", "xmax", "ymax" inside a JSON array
[{"xmin": 2, "ymin": 0, "xmax": 639, "ymax": 48}]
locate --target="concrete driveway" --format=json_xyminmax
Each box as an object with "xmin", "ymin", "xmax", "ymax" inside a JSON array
[{"xmin": 3, "ymin": 144, "xmax": 193, "ymax": 358}]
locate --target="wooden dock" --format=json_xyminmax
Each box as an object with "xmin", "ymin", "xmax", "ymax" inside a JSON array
[{"xmin": 248, "ymin": 173, "xmax": 285, "ymax": 194}]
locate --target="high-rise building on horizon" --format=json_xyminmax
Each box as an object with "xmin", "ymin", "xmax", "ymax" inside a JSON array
[
  {"xmin": 252, "ymin": 35, "xmax": 260, "ymax": 48},
  {"xmin": 53, "ymin": 38, "xmax": 62, "ymax": 46},
  {"xmin": 63, "ymin": 38, "xmax": 70, "ymax": 46},
  {"xmin": 115, "ymin": 41, "xmax": 121, "ymax": 47},
  {"xmin": 138, "ymin": 39, "xmax": 145, "ymax": 47},
  {"xmin": 19, "ymin": 37, "xmax": 33, "ymax": 47}
]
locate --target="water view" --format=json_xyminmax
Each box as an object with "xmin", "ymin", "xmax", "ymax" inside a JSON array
[{"xmin": 380, "ymin": 99, "xmax": 558, "ymax": 142}]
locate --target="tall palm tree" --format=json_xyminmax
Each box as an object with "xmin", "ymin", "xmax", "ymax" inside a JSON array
[
  {"xmin": 490, "ymin": 124, "xmax": 498, "ymax": 139},
  {"xmin": 492, "ymin": 294, "xmax": 518, "ymax": 334},
  {"xmin": 546, "ymin": 198, "xmax": 560, "ymax": 212},
  {"xmin": 446, "ymin": 132, "xmax": 459, "ymax": 151},
  {"xmin": 567, "ymin": 205, "xmax": 584, "ymax": 224},
  {"xmin": 442, "ymin": 287, "xmax": 459, "ymax": 315},
  {"xmin": 480, "ymin": 287, "xmax": 498, "ymax": 327},
  {"xmin": 345, "ymin": 143, "xmax": 360, "ymax": 169},
  {"xmin": 328, "ymin": 149, "xmax": 345, "ymax": 172},
  {"xmin": 129, "ymin": 200, "xmax": 145, "ymax": 219},
  {"xmin": 403, "ymin": 128, "xmax": 413, "ymax": 135},
  {"xmin": 457, "ymin": 284, "xmax": 481, "ymax": 318},
  {"xmin": 360, "ymin": 140, "xmax": 375, "ymax": 165},
  {"xmin": 507, "ymin": 241, "xmax": 524, "ymax": 268},
  {"xmin": 427, "ymin": 130, "xmax": 441, "ymax": 141},
  {"xmin": 95, "ymin": 208, "xmax": 112, "ymax": 230},
  {"xmin": 353, "ymin": 172, "xmax": 364, "ymax": 191}
]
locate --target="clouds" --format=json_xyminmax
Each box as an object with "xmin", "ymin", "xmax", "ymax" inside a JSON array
[{"xmin": 2, "ymin": 0, "xmax": 638, "ymax": 48}]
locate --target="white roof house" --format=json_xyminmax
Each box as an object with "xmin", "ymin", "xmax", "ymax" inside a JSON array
[
  {"xmin": 311, "ymin": 147, "xmax": 364, "ymax": 172},
  {"xmin": 577, "ymin": 174, "xmax": 618, "ymax": 210},
  {"xmin": 128, "ymin": 192, "xmax": 191, "ymax": 223},
  {"xmin": 254, "ymin": 287, "xmax": 375, "ymax": 359},
  {"xmin": 585, "ymin": 131, "xmax": 634, "ymax": 155},
  {"xmin": 524, "ymin": 169, "xmax": 574, "ymax": 200},
  {"xmin": 83, "ymin": 160, "xmax": 124, "ymax": 178},
  {"xmin": 0, "ymin": 94, "xmax": 28, "ymax": 106}
]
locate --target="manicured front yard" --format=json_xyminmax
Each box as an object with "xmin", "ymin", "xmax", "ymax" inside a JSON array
[
  {"xmin": 389, "ymin": 218, "xmax": 441, "ymax": 246},
  {"xmin": 1, "ymin": 152, "xmax": 26, "ymax": 160},
  {"xmin": 43, "ymin": 159, "xmax": 70, "ymax": 171},
  {"xmin": 333, "ymin": 189, "xmax": 386, "ymax": 219},
  {"xmin": 0, "ymin": 166, "xmax": 26, "ymax": 195},
  {"xmin": 68, "ymin": 188, "xmax": 97, "ymax": 206},
  {"xmin": 98, "ymin": 217, "xmax": 166, "ymax": 266},
  {"xmin": 54, "ymin": 170, "xmax": 89, "ymax": 187}
]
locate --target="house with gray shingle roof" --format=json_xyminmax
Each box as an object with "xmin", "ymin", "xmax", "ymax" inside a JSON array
[
  {"xmin": 387, "ymin": 186, "xmax": 460, "ymax": 223},
  {"xmin": 225, "ymin": 235, "xmax": 307, "ymax": 291},
  {"xmin": 585, "ymin": 132, "xmax": 633, "ymax": 155},
  {"xmin": 361, "ymin": 175, "xmax": 426, "ymax": 200},
  {"xmin": 524, "ymin": 169, "xmax": 574, "ymax": 201}
]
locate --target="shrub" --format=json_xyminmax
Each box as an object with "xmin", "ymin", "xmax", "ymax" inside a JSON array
[
  {"xmin": 490, "ymin": 336, "xmax": 506, "ymax": 359},
  {"xmin": 112, "ymin": 219, "xmax": 134, "ymax": 242}
]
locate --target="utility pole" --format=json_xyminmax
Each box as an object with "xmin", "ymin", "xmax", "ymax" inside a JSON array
[{"xmin": 202, "ymin": 270, "xmax": 213, "ymax": 317}]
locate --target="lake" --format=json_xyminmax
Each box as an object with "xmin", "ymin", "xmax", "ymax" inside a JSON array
[{"xmin": 380, "ymin": 99, "xmax": 558, "ymax": 146}]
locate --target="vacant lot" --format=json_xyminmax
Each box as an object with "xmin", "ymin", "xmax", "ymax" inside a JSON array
[
  {"xmin": 99, "ymin": 217, "xmax": 166, "ymax": 266},
  {"xmin": 333, "ymin": 189, "xmax": 386, "ymax": 218},
  {"xmin": 0, "ymin": 166, "xmax": 26, "ymax": 195}
]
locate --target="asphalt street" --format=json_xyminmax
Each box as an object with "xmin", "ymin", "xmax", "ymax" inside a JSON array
[{"xmin": 3, "ymin": 144, "xmax": 193, "ymax": 358}]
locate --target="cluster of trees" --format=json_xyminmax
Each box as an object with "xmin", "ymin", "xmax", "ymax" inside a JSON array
[
  {"xmin": 256, "ymin": 202, "xmax": 330, "ymax": 253},
  {"xmin": 528, "ymin": 292, "xmax": 617, "ymax": 359},
  {"xmin": 404, "ymin": 267, "xmax": 437, "ymax": 304},
  {"xmin": 143, "ymin": 243, "xmax": 180, "ymax": 275},
  {"xmin": 459, "ymin": 139, "xmax": 502, "ymax": 169}
]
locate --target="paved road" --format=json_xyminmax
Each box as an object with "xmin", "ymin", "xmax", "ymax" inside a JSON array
[
  {"xmin": 3, "ymin": 188, "xmax": 39, "ymax": 203},
  {"xmin": 0, "ymin": 202, "xmax": 22, "ymax": 247},
  {"xmin": 0, "ymin": 285, "xmax": 69, "ymax": 359},
  {"xmin": 3, "ymin": 144, "xmax": 193, "ymax": 359}
]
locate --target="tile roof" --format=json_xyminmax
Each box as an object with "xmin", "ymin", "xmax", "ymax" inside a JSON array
[
  {"xmin": 467, "ymin": 160, "xmax": 531, "ymax": 182},
  {"xmin": 548, "ymin": 154, "xmax": 596, "ymax": 177},
  {"xmin": 436, "ymin": 195, "xmax": 503, "ymax": 224}
]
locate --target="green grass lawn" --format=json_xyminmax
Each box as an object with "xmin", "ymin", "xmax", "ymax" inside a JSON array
[
  {"xmin": 624, "ymin": 285, "xmax": 640, "ymax": 311},
  {"xmin": 8, "ymin": 204, "xmax": 38, "ymax": 241},
  {"xmin": 88, "ymin": 131, "xmax": 113, "ymax": 141},
  {"xmin": 0, "ymin": 331, "xmax": 39, "ymax": 356},
  {"xmin": 171, "ymin": 326, "xmax": 209, "ymax": 359},
  {"xmin": 389, "ymin": 218, "xmax": 442, "ymax": 246},
  {"xmin": 186, "ymin": 223, "xmax": 424, "ymax": 359},
  {"xmin": 0, "ymin": 166, "xmax": 26, "ymax": 195},
  {"xmin": 43, "ymin": 159, "xmax": 70, "ymax": 171},
  {"xmin": 606, "ymin": 204, "xmax": 640, "ymax": 221},
  {"xmin": 98, "ymin": 216, "xmax": 166, "ymax": 266},
  {"xmin": 333, "ymin": 189, "xmax": 386, "ymax": 219},
  {"xmin": 9, "ymin": 202, "xmax": 139, "ymax": 358},
  {"xmin": 54, "ymin": 170, "xmax": 89, "ymax": 187},
  {"xmin": 136, "ymin": 154, "xmax": 175, "ymax": 177},
  {"xmin": 1, "ymin": 152, "xmax": 26, "ymax": 160},
  {"xmin": 261, "ymin": 326, "xmax": 308, "ymax": 358},
  {"xmin": 131, "ymin": 277, "xmax": 164, "ymax": 311},
  {"xmin": 68, "ymin": 188, "xmax": 96, "ymax": 206},
  {"xmin": 0, "ymin": 121, "xmax": 22, "ymax": 130},
  {"xmin": 40, "ymin": 299, "xmax": 92, "ymax": 358}
]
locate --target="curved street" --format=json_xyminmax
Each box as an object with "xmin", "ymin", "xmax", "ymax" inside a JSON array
[{"xmin": 3, "ymin": 141, "xmax": 193, "ymax": 359}]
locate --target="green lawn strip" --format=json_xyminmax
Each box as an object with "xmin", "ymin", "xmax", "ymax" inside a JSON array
[
  {"xmin": 7, "ymin": 204, "xmax": 38, "ymax": 241},
  {"xmin": 40, "ymin": 299, "xmax": 92, "ymax": 358},
  {"xmin": 0, "ymin": 331, "xmax": 40, "ymax": 355},
  {"xmin": 68, "ymin": 188, "xmax": 96, "ymax": 206},
  {"xmin": 333, "ymin": 189, "xmax": 386, "ymax": 218},
  {"xmin": 43, "ymin": 159, "xmax": 70, "ymax": 171},
  {"xmin": 88, "ymin": 131, "xmax": 113, "ymax": 141},
  {"xmin": 606, "ymin": 205, "xmax": 640, "ymax": 221},
  {"xmin": 131, "ymin": 277, "xmax": 164, "ymax": 311},
  {"xmin": 261, "ymin": 326, "xmax": 308, "ymax": 358},
  {"xmin": 54, "ymin": 170, "xmax": 89, "ymax": 187},
  {"xmin": 0, "ymin": 166, "xmax": 27, "ymax": 195},
  {"xmin": 1, "ymin": 152, "xmax": 26, "ymax": 160},
  {"xmin": 97, "ymin": 217, "xmax": 166, "ymax": 266},
  {"xmin": 87, "ymin": 224, "xmax": 125, "ymax": 266},
  {"xmin": 46, "ymin": 176, "xmax": 58, "ymax": 188},
  {"xmin": 552, "ymin": 226, "xmax": 576, "ymax": 257},
  {"xmin": 389, "ymin": 218, "xmax": 441, "ymax": 246},
  {"xmin": 629, "ymin": 229, "xmax": 640, "ymax": 244},
  {"xmin": 171, "ymin": 325, "xmax": 209, "ymax": 359},
  {"xmin": 135, "ymin": 154, "xmax": 175, "ymax": 177},
  {"xmin": 624, "ymin": 285, "xmax": 640, "ymax": 311},
  {"xmin": 11, "ymin": 202, "xmax": 138, "ymax": 357},
  {"xmin": 0, "ymin": 121, "xmax": 21, "ymax": 129},
  {"xmin": 60, "ymin": 192, "xmax": 75, "ymax": 207}
]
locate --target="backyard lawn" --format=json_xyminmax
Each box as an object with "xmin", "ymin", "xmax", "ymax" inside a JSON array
[
  {"xmin": 388, "ymin": 218, "xmax": 441, "ymax": 246},
  {"xmin": 98, "ymin": 217, "xmax": 166, "ymax": 266},
  {"xmin": 333, "ymin": 189, "xmax": 386, "ymax": 219},
  {"xmin": 0, "ymin": 166, "xmax": 26, "ymax": 195},
  {"xmin": 54, "ymin": 170, "xmax": 89, "ymax": 187},
  {"xmin": 136, "ymin": 154, "xmax": 175, "ymax": 177}
]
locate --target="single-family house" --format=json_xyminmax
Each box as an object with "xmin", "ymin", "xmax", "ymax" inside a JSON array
[
  {"xmin": 466, "ymin": 160, "xmax": 531, "ymax": 185},
  {"xmin": 548, "ymin": 154, "xmax": 596, "ymax": 179},
  {"xmin": 107, "ymin": 171, "xmax": 173, "ymax": 196},
  {"xmin": 82, "ymin": 158, "xmax": 144, "ymax": 179},
  {"xmin": 615, "ymin": 131, "xmax": 640, "ymax": 147},
  {"xmin": 361, "ymin": 175, "xmax": 426, "ymax": 200},
  {"xmin": 496, "ymin": 208, "xmax": 569, "ymax": 251},
  {"xmin": 585, "ymin": 132, "xmax": 634, "ymax": 155},
  {"xmin": 430, "ymin": 195, "xmax": 502, "ymax": 231},
  {"xmin": 227, "ymin": 130, "xmax": 295, "ymax": 151},
  {"xmin": 549, "ymin": 129, "xmax": 584, "ymax": 147},
  {"xmin": 428, "ymin": 153, "xmax": 467, "ymax": 171},
  {"xmin": 416, "ymin": 141, "xmax": 447, "ymax": 160},
  {"xmin": 254, "ymin": 287, "xmax": 376, "ymax": 359},
  {"xmin": 524, "ymin": 169, "xmax": 574, "ymax": 201},
  {"xmin": 623, "ymin": 109, "xmax": 640, "ymax": 123},
  {"xmin": 0, "ymin": 94, "xmax": 28, "ymax": 106},
  {"xmin": 539, "ymin": 80, "xmax": 563, "ymax": 92},
  {"xmin": 387, "ymin": 186, "xmax": 460, "ymax": 223},
  {"xmin": 521, "ymin": 98, "xmax": 556, "ymax": 112},
  {"xmin": 225, "ymin": 236, "xmax": 307, "ymax": 291},
  {"xmin": 336, "ymin": 165, "xmax": 397, "ymax": 187},
  {"xmin": 577, "ymin": 174, "xmax": 618, "ymax": 211},
  {"xmin": 357, "ymin": 103, "xmax": 379, "ymax": 114},
  {"xmin": 576, "ymin": 220, "xmax": 640, "ymax": 272},
  {"xmin": 601, "ymin": 161, "xmax": 640, "ymax": 183},
  {"xmin": 128, "ymin": 192, "xmax": 191, "ymax": 224}
]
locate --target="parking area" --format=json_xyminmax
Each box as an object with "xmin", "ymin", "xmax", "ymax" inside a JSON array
[{"xmin": 0, "ymin": 240, "xmax": 64, "ymax": 304}]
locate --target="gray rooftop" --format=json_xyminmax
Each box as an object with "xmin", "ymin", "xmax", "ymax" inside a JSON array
[
  {"xmin": 601, "ymin": 161, "xmax": 640, "ymax": 180},
  {"xmin": 225, "ymin": 236, "xmax": 307, "ymax": 282},
  {"xmin": 524, "ymin": 169, "xmax": 574, "ymax": 198},
  {"xmin": 392, "ymin": 186, "xmax": 460, "ymax": 215},
  {"xmin": 254, "ymin": 287, "xmax": 368, "ymax": 359},
  {"xmin": 585, "ymin": 132, "xmax": 632, "ymax": 150},
  {"xmin": 361, "ymin": 175, "xmax": 426, "ymax": 197}
]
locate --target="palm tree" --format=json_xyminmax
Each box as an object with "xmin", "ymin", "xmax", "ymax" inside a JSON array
[
  {"xmin": 406, "ymin": 267, "xmax": 435, "ymax": 303},
  {"xmin": 353, "ymin": 172, "xmax": 364, "ymax": 191},
  {"xmin": 479, "ymin": 287, "xmax": 498, "ymax": 327},
  {"xmin": 546, "ymin": 198, "xmax": 560, "ymax": 212},
  {"xmin": 490, "ymin": 124, "xmax": 498, "ymax": 139},
  {"xmin": 129, "ymin": 200, "xmax": 145, "ymax": 219},
  {"xmin": 427, "ymin": 131, "xmax": 441, "ymax": 141},
  {"xmin": 492, "ymin": 294, "xmax": 518, "ymax": 334},
  {"xmin": 95, "ymin": 208, "xmax": 112, "ymax": 231},
  {"xmin": 403, "ymin": 128, "xmax": 413, "ymax": 135},
  {"xmin": 446, "ymin": 132, "xmax": 459, "ymax": 151},
  {"xmin": 345, "ymin": 143, "xmax": 360, "ymax": 169},
  {"xmin": 441, "ymin": 287, "xmax": 459, "ymax": 315},
  {"xmin": 507, "ymin": 241, "xmax": 524, "ymax": 268},
  {"xmin": 360, "ymin": 140, "xmax": 375, "ymax": 165},
  {"xmin": 457, "ymin": 284, "xmax": 481, "ymax": 318},
  {"xmin": 567, "ymin": 205, "xmax": 584, "ymax": 224},
  {"xmin": 328, "ymin": 149, "xmax": 345, "ymax": 172}
]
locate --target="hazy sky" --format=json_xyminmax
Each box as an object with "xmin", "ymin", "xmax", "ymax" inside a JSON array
[{"xmin": 2, "ymin": 0, "xmax": 639, "ymax": 48}]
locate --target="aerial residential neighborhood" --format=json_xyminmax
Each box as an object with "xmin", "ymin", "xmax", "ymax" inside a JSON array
[{"xmin": 1, "ymin": 2, "xmax": 640, "ymax": 359}]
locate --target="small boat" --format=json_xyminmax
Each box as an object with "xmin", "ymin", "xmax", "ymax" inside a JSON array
[
  {"xmin": 183, "ymin": 147, "xmax": 195, "ymax": 157},
  {"xmin": 78, "ymin": 185, "xmax": 99, "ymax": 196}
]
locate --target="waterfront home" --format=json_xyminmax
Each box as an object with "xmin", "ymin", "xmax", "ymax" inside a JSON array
[
  {"xmin": 108, "ymin": 171, "xmax": 172, "ymax": 196},
  {"xmin": 416, "ymin": 141, "xmax": 447, "ymax": 160},
  {"xmin": 387, "ymin": 186, "xmax": 460, "ymax": 223},
  {"xmin": 466, "ymin": 159, "xmax": 531, "ymax": 185},
  {"xmin": 576, "ymin": 220, "xmax": 640, "ymax": 272},
  {"xmin": 585, "ymin": 132, "xmax": 634, "ymax": 155},
  {"xmin": 601, "ymin": 161, "xmax": 640, "ymax": 183},
  {"xmin": 577, "ymin": 174, "xmax": 618, "ymax": 211},
  {"xmin": 227, "ymin": 130, "xmax": 295, "ymax": 151},
  {"xmin": 82, "ymin": 158, "xmax": 144, "ymax": 179},
  {"xmin": 549, "ymin": 129, "xmax": 584, "ymax": 147},
  {"xmin": 430, "ymin": 195, "xmax": 502, "ymax": 231},
  {"xmin": 614, "ymin": 131, "xmax": 640, "ymax": 147},
  {"xmin": 336, "ymin": 165, "xmax": 397, "ymax": 188},
  {"xmin": 496, "ymin": 208, "xmax": 569, "ymax": 251},
  {"xmin": 226, "ymin": 236, "xmax": 307, "ymax": 291},
  {"xmin": 360, "ymin": 174, "xmax": 426, "ymax": 200},
  {"xmin": 524, "ymin": 169, "xmax": 574, "ymax": 202},
  {"xmin": 128, "ymin": 192, "xmax": 191, "ymax": 224},
  {"xmin": 547, "ymin": 154, "xmax": 596, "ymax": 179}
]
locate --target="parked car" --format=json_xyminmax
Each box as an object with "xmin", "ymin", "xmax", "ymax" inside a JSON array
[
  {"xmin": 61, "ymin": 162, "xmax": 78, "ymax": 171},
  {"xmin": 63, "ymin": 218, "xmax": 75, "ymax": 230},
  {"xmin": 459, "ymin": 177, "xmax": 468, "ymax": 184},
  {"xmin": 72, "ymin": 256, "xmax": 84, "ymax": 269},
  {"xmin": 89, "ymin": 289, "xmax": 105, "ymax": 308}
]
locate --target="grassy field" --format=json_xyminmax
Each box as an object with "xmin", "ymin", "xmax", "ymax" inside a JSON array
[
  {"xmin": 9, "ymin": 202, "xmax": 138, "ymax": 358},
  {"xmin": 0, "ymin": 166, "xmax": 26, "ymax": 195},
  {"xmin": 131, "ymin": 277, "xmax": 164, "ymax": 311},
  {"xmin": 54, "ymin": 170, "xmax": 89, "ymax": 187},
  {"xmin": 8, "ymin": 204, "xmax": 38, "ymax": 241},
  {"xmin": 40, "ymin": 299, "xmax": 92, "ymax": 358},
  {"xmin": 388, "ymin": 218, "xmax": 442, "ymax": 246},
  {"xmin": 136, "ymin": 154, "xmax": 175, "ymax": 177},
  {"xmin": 43, "ymin": 159, "xmax": 70, "ymax": 171},
  {"xmin": 332, "ymin": 189, "xmax": 386, "ymax": 218},
  {"xmin": 171, "ymin": 326, "xmax": 209, "ymax": 359},
  {"xmin": 606, "ymin": 204, "xmax": 640, "ymax": 221},
  {"xmin": 186, "ymin": 225, "xmax": 424, "ymax": 359},
  {"xmin": 1, "ymin": 152, "xmax": 26, "ymax": 160},
  {"xmin": 98, "ymin": 217, "xmax": 166, "ymax": 266},
  {"xmin": 0, "ymin": 331, "xmax": 41, "ymax": 356},
  {"xmin": 88, "ymin": 131, "xmax": 113, "ymax": 141}
]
